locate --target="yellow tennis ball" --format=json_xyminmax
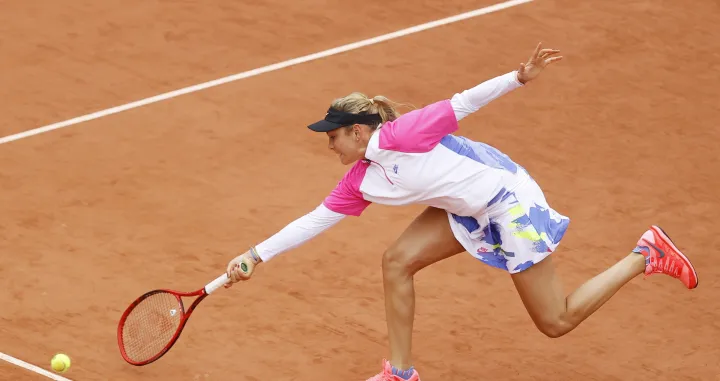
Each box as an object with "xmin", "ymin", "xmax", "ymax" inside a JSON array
[{"xmin": 51, "ymin": 353, "xmax": 71, "ymax": 373}]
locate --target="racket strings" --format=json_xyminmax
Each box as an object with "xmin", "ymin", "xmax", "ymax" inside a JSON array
[{"xmin": 121, "ymin": 292, "xmax": 183, "ymax": 363}]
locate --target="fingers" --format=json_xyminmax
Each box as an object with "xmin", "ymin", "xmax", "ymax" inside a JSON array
[
  {"xmin": 226, "ymin": 259, "xmax": 251, "ymax": 284},
  {"xmin": 224, "ymin": 253, "xmax": 257, "ymax": 290},
  {"xmin": 231, "ymin": 263, "xmax": 247, "ymax": 281},
  {"xmin": 226, "ymin": 263, "xmax": 236, "ymax": 283},
  {"xmin": 539, "ymin": 49, "xmax": 561, "ymax": 59},
  {"xmin": 226, "ymin": 262, "xmax": 239, "ymax": 283},
  {"xmin": 528, "ymin": 42, "xmax": 542, "ymax": 62},
  {"xmin": 545, "ymin": 56, "xmax": 564, "ymax": 65}
]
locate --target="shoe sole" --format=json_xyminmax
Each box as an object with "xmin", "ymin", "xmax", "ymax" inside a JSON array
[{"xmin": 651, "ymin": 225, "xmax": 699, "ymax": 289}]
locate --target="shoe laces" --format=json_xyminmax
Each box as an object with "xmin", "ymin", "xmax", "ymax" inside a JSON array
[{"xmin": 647, "ymin": 254, "xmax": 683, "ymax": 278}]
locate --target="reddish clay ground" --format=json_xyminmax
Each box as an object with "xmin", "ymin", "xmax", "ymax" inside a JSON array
[{"xmin": 1, "ymin": 0, "xmax": 719, "ymax": 380}]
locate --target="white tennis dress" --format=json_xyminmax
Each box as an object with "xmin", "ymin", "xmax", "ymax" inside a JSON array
[{"xmin": 254, "ymin": 71, "xmax": 570, "ymax": 273}]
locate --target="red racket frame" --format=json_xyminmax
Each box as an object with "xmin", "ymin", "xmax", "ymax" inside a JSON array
[{"xmin": 117, "ymin": 273, "xmax": 229, "ymax": 366}]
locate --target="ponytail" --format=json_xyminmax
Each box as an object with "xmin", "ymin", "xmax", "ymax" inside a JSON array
[{"xmin": 330, "ymin": 92, "xmax": 413, "ymax": 130}]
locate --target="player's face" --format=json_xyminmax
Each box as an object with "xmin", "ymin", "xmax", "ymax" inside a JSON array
[{"xmin": 327, "ymin": 126, "xmax": 365, "ymax": 165}]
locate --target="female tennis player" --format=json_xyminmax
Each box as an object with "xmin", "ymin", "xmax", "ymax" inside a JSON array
[{"xmin": 224, "ymin": 42, "xmax": 699, "ymax": 381}]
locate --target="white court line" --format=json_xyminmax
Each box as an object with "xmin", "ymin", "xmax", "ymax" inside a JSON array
[
  {"xmin": 0, "ymin": 0, "xmax": 533, "ymax": 146},
  {"xmin": 0, "ymin": 352, "xmax": 73, "ymax": 381}
]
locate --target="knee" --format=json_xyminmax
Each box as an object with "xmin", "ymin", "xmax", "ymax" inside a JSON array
[
  {"xmin": 382, "ymin": 245, "xmax": 416, "ymax": 278},
  {"xmin": 534, "ymin": 317, "xmax": 572, "ymax": 339}
]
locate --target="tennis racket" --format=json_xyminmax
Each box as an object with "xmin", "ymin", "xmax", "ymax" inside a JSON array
[{"xmin": 117, "ymin": 268, "xmax": 239, "ymax": 366}]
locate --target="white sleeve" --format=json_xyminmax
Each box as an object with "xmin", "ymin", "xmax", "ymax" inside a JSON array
[
  {"xmin": 450, "ymin": 71, "xmax": 524, "ymax": 121},
  {"xmin": 254, "ymin": 203, "xmax": 346, "ymax": 262}
]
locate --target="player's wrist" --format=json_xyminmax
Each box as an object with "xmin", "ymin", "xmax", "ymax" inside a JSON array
[
  {"xmin": 248, "ymin": 246, "xmax": 263, "ymax": 264},
  {"xmin": 516, "ymin": 70, "xmax": 528, "ymax": 85}
]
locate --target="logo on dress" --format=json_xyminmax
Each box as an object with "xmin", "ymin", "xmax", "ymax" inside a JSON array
[{"xmin": 392, "ymin": 164, "xmax": 399, "ymax": 174}]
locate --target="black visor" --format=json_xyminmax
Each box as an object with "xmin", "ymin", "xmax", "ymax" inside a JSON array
[{"xmin": 307, "ymin": 107, "xmax": 383, "ymax": 132}]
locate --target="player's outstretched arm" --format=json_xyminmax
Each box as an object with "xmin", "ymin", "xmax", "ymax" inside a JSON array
[
  {"xmin": 224, "ymin": 203, "xmax": 346, "ymax": 286},
  {"xmin": 451, "ymin": 42, "xmax": 562, "ymax": 121}
]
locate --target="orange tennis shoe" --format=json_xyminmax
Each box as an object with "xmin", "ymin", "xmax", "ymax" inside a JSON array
[
  {"xmin": 366, "ymin": 360, "xmax": 420, "ymax": 381},
  {"xmin": 632, "ymin": 225, "xmax": 698, "ymax": 289}
]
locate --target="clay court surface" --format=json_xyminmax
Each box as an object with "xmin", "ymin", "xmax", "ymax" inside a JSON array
[{"xmin": 1, "ymin": 0, "xmax": 719, "ymax": 379}]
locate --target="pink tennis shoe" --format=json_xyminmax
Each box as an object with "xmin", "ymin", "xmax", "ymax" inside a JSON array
[
  {"xmin": 366, "ymin": 360, "xmax": 420, "ymax": 381},
  {"xmin": 632, "ymin": 225, "xmax": 698, "ymax": 289}
]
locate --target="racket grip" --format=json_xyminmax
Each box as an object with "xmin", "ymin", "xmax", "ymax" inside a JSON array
[{"xmin": 205, "ymin": 273, "xmax": 231, "ymax": 294}]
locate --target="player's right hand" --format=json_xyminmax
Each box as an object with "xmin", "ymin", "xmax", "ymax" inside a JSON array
[{"xmin": 225, "ymin": 251, "xmax": 260, "ymax": 288}]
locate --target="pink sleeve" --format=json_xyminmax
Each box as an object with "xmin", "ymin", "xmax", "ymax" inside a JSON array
[
  {"xmin": 378, "ymin": 99, "xmax": 459, "ymax": 153},
  {"xmin": 322, "ymin": 161, "xmax": 371, "ymax": 217}
]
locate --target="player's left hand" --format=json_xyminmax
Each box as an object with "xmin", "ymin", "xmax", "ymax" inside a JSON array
[{"xmin": 517, "ymin": 42, "xmax": 563, "ymax": 84}]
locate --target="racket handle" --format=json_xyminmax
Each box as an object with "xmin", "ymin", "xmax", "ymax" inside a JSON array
[{"xmin": 205, "ymin": 273, "xmax": 231, "ymax": 295}]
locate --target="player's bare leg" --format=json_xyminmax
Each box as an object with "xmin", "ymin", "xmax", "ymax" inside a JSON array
[
  {"xmin": 511, "ymin": 226, "xmax": 698, "ymax": 338},
  {"xmin": 379, "ymin": 206, "xmax": 464, "ymax": 377},
  {"xmin": 511, "ymin": 254, "xmax": 644, "ymax": 337}
]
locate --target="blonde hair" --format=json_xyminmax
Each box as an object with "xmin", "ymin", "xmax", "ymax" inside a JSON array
[{"xmin": 330, "ymin": 92, "xmax": 411, "ymax": 130}]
